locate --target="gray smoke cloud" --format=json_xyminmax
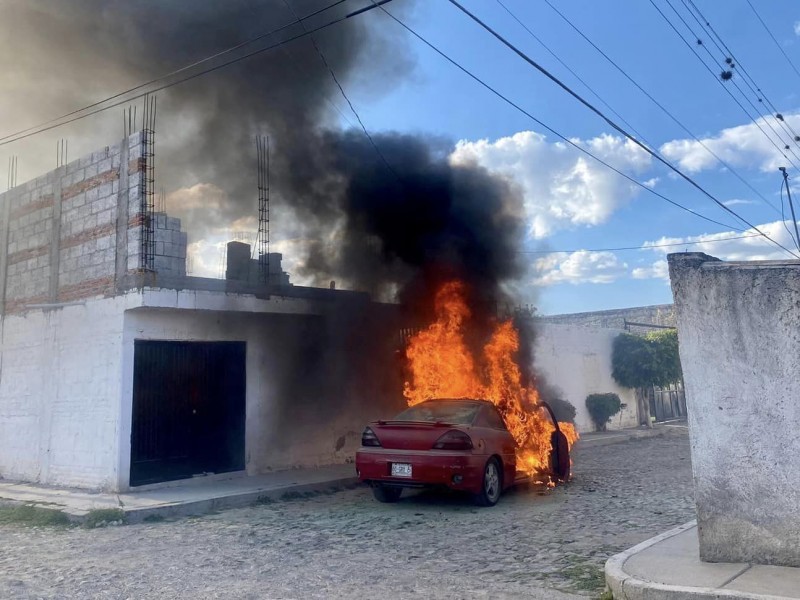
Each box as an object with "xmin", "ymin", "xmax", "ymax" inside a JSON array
[{"xmin": 0, "ymin": 0, "xmax": 528, "ymax": 313}]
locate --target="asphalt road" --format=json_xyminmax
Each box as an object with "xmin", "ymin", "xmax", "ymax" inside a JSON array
[{"xmin": 0, "ymin": 428, "xmax": 694, "ymax": 599}]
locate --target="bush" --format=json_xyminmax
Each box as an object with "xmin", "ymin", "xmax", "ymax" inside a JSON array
[
  {"xmin": 537, "ymin": 380, "xmax": 576, "ymax": 423},
  {"xmin": 546, "ymin": 396, "xmax": 577, "ymax": 424},
  {"xmin": 586, "ymin": 393, "xmax": 622, "ymax": 432}
]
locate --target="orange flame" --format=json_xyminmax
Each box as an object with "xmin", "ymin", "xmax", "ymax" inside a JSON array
[{"xmin": 404, "ymin": 281, "xmax": 578, "ymax": 477}]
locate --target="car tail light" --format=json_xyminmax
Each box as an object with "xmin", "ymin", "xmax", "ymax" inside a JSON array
[
  {"xmin": 432, "ymin": 430, "xmax": 473, "ymax": 450},
  {"xmin": 361, "ymin": 426, "xmax": 381, "ymax": 447}
]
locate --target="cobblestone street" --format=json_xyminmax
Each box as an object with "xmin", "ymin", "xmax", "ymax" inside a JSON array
[{"xmin": 0, "ymin": 429, "xmax": 693, "ymax": 599}]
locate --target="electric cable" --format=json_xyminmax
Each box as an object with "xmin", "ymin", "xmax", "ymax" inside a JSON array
[
  {"xmin": 369, "ymin": 1, "xmax": 746, "ymax": 234},
  {"xmin": 442, "ymin": 0, "xmax": 799, "ymax": 259},
  {"xmin": 540, "ymin": 0, "xmax": 783, "ymax": 218},
  {"xmin": 515, "ymin": 232, "xmax": 764, "ymax": 254},
  {"xmin": 0, "ymin": 0, "xmax": 395, "ymax": 147},
  {"xmin": 683, "ymin": 0, "xmax": 800, "ymax": 146},
  {"xmin": 651, "ymin": 0, "xmax": 800, "ymax": 174},
  {"xmin": 745, "ymin": 0, "xmax": 800, "ymax": 84}
]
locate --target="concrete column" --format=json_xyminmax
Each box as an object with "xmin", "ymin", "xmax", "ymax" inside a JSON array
[
  {"xmin": 0, "ymin": 189, "xmax": 13, "ymax": 314},
  {"xmin": 115, "ymin": 139, "xmax": 130, "ymax": 290},
  {"xmin": 47, "ymin": 167, "xmax": 65, "ymax": 301}
]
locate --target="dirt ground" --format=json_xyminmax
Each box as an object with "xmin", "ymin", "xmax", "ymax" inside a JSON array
[{"xmin": 0, "ymin": 428, "xmax": 694, "ymax": 599}]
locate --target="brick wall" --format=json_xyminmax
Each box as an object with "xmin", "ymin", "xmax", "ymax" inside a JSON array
[{"xmin": 0, "ymin": 132, "xmax": 188, "ymax": 314}]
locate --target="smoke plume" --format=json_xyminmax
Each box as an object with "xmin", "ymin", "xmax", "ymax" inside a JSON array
[{"xmin": 0, "ymin": 0, "xmax": 527, "ymax": 311}]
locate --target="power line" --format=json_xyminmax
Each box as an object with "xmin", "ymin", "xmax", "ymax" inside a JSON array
[
  {"xmin": 678, "ymin": 0, "xmax": 800, "ymax": 148},
  {"xmin": 649, "ymin": 0, "xmax": 800, "ymax": 174},
  {"xmin": 494, "ymin": 0, "xmax": 647, "ymax": 145},
  {"xmin": 444, "ymin": 0, "xmax": 799, "ymax": 259},
  {"xmin": 368, "ymin": 1, "xmax": 744, "ymax": 234},
  {"xmin": 745, "ymin": 0, "xmax": 800, "ymax": 83},
  {"xmin": 683, "ymin": 0, "xmax": 800, "ymax": 145},
  {"xmin": 662, "ymin": 0, "xmax": 800, "ymax": 168},
  {"xmin": 516, "ymin": 232, "xmax": 764, "ymax": 254},
  {"xmin": 540, "ymin": 0, "xmax": 783, "ymax": 219},
  {"xmin": 0, "ymin": 0, "xmax": 394, "ymax": 148},
  {"xmin": 281, "ymin": 0, "xmax": 400, "ymax": 181}
]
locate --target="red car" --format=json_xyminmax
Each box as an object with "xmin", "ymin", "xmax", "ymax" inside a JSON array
[{"xmin": 356, "ymin": 398, "xmax": 571, "ymax": 507}]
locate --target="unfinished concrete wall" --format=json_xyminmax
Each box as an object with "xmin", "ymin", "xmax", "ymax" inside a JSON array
[
  {"xmin": 669, "ymin": 253, "xmax": 800, "ymax": 567},
  {"xmin": 152, "ymin": 213, "xmax": 187, "ymax": 277},
  {"xmin": 534, "ymin": 323, "xmax": 638, "ymax": 432},
  {"xmin": 0, "ymin": 132, "xmax": 187, "ymax": 314}
]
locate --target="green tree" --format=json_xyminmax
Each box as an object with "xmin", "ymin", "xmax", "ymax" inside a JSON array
[{"xmin": 611, "ymin": 330, "xmax": 682, "ymax": 428}]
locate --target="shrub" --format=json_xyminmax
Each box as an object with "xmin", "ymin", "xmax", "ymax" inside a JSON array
[
  {"xmin": 537, "ymin": 380, "xmax": 576, "ymax": 423},
  {"xmin": 546, "ymin": 396, "xmax": 577, "ymax": 424},
  {"xmin": 586, "ymin": 393, "xmax": 622, "ymax": 432}
]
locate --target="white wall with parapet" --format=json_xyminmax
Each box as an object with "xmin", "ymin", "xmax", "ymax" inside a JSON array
[
  {"xmin": 669, "ymin": 252, "xmax": 800, "ymax": 567},
  {"xmin": 0, "ymin": 289, "xmax": 322, "ymax": 491},
  {"xmin": 534, "ymin": 323, "xmax": 638, "ymax": 432},
  {"xmin": 0, "ymin": 295, "xmax": 131, "ymax": 489}
]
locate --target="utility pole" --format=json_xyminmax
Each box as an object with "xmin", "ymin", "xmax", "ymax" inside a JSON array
[{"xmin": 779, "ymin": 167, "xmax": 800, "ymax": 252}]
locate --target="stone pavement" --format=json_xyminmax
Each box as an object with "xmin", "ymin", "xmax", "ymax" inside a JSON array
[
  {"xmin": 0, "ymin": 429, "xmax": 694, "ymax": 598},
  {"xmin": 0, "ymin": 422, "xmax": 679, "ymax": 524},
  {"xmin": 606, "ymin": 521, "xmax": 800, "ymax": 599}
]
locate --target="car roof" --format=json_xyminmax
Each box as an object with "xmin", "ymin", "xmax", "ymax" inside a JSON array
[{"xmin": 424, "ymin": 398, "xmax": 493, "ymax": 405}]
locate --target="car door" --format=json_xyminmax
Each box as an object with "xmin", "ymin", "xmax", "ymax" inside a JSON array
[{"xmin": 478, "ymin": 404, "xmax": 517, "ymax": 486}]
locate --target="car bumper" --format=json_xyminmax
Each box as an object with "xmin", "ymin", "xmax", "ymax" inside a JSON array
[{"xmin": 355, "ymin": 448, "xmax": 485, "ymax": 494}]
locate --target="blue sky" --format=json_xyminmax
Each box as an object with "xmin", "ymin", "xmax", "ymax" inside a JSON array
[
  {"xmin": 349, "ymin": 0, "xmax": 800, "ymax": 313},
  {"xmin": 2, "ymin": 0, "xmax": 800, "ymax": 315}
]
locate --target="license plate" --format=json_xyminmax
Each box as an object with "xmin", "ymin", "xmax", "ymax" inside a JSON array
[{"xmin": 391, "ymin": 463, "xmax": 412, "ymax": 477}]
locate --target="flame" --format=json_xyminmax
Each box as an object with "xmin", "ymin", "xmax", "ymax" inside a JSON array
[{"xmin": 403, "ymin": 281, "xmax": 578, "ymax": 478}]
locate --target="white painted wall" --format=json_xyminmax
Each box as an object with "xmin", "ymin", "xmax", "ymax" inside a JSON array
[
  {"xmin": 669, "ymin": 253, "xmax": 800, "ymax": 567},
  {"xmin": 120, "ymin": 302, "xmax": 403, "ymax": 491},
  {"xmin": 534, "ymin": 323, "xmax": 638, "ymax": 433},
  {"xmin": 0, "ymin": 288, "xmax": 360, "ymax": 491},
  {"xmin": 0, "ymin": 296, "xmax": 130, "ymax": 490}
]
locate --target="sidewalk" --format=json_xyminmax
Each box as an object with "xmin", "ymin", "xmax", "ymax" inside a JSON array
[
  {"xmin": 577, "ymin": 419, "xmax": 687, "ymax": 448},
  {"xmin": 606, "ymin": 521, "xmax": 800, "ymax": 599},
  {"xmin": 0, "ymin": 463, "xmax": 358, "ymax": 524}
]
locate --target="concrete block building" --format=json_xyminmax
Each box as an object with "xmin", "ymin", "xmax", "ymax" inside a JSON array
[{"xmin": 0, "ymin": 133, "xmax": 404, "ymax": 491}]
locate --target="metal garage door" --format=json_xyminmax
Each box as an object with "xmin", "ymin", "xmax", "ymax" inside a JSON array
[{"xmin": 130, "ymin": 341, "xmax": 246, "ymax": 487}]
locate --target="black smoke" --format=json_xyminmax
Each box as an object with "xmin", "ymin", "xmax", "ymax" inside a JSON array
[{"xmin": 1, "ymin": 0, "xmax": 527, "ymax": 310}]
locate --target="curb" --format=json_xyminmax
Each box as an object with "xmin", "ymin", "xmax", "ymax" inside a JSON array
[
  {"xmin": 121, "ymin": 476, "xmax": 360, "ymax": 524},
  {"xmin": 578, "ymin": 426, "xmax": 680, "ymax": 448},
  {"xmin": 0, "ymin": 476, "xmax": 360, "ymax": 525},
  {"xmin": 605, "ymin": 520, "xmax": 787, "ymax": 600}
]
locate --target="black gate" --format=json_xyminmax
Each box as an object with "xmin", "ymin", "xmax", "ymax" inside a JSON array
[{"xmin": 130, "ymin": 341, "xmax": 246, "ymax": 487}]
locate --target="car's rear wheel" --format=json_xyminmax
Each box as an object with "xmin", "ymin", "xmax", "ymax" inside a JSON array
[
  {"xmin": 372, "ymin": 484, "xmax": 403, "ymax": 503},
  {"xmin": 474, "ymin": 457, "xmax": 503, "ymax": 507}
]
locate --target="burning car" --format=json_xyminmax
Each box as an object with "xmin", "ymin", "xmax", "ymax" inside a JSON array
[{"xmin": 356, "ymin": 397, "xmax": 571, "ymax": 506}]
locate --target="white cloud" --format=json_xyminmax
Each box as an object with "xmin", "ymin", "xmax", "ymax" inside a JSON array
[
  {"xmin": 659, "ymin": 113, "xmax": 800, "ymax": 173},
  {"xmin": 643, "ymin": 177, "xmax": 660, "ymax": 188},
  {"xmin": 632, "ymin": 260, "xmax": 669, "ymax": 281},
  {"xmin": 794, "ymin": 21, "xmax": 800, "ymax": 36},
  {"xmin": 532, "ymin": 251, "xmax": 628, "ymax": 286},
  {"xmin": 723, "ymin": 198, "xmax": 757, "ymax": 207},
  {"xmin": 643, "ymin": 220, "xmax": 799, "ymax": 261},
  {"xmin": 450, "ymin": 131, "xmax": 652, "ymax": 238}
]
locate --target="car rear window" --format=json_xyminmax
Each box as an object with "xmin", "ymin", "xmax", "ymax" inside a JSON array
[{"xmin": 394, "ymin": 400, "xmax": 481, "ymax": 425}]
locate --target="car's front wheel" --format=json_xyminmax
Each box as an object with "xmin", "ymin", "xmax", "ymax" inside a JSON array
[
  {"xmin": 372, "ymin": 484, "xmax": 403, "ymax": 503},
  {"xmin": 474, "ymin": 457, "xmax": 503, "ymax": 507}
]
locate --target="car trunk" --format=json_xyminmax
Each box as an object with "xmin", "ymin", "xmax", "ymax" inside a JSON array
[{"xmin": 371, "ymin": 421, "xmax": 464, "ymax": 451}]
